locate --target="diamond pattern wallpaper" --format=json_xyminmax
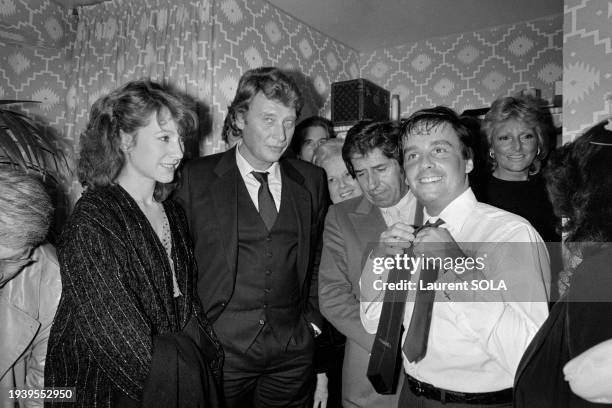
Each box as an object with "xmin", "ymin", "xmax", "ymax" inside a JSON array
[
  {"xmin": 563, "ymin": 0, "xmax": 612, "ymax": 141},
  {"xmin": 0, "ymin": 0, "xmax": 75, "ymax": 151},
  {"xmin": 0, "ymin": 0, "xmax": 359, "ymax": 204},
  {"xmin": 210, "ymin": 0, "xmax": 360, "ymax": 153},
  {"xmin": 7, "ymin": 1, "xmax": 609, "ymax": 206},
  {"xmin": 359, "ymin": 14, "xmax": 563, "ymax": 117}
]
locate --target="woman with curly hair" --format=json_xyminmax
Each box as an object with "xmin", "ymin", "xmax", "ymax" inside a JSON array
[
  {"xmin": 514, "ymin": 119, "xmax": 612, "ymax": 407},
  {"xmin": 45, "ymin": 80, "xmax": 222, "ymax": 407},
  {"xmin": 478, "ymin": 95, "xmax": 560, "ymax": 243}
]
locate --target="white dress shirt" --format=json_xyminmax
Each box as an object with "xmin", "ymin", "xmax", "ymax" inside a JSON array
[
  {"xmin": 236, "ymin": 142, "xmax": 282, "ymax": 211},
  {"xmin": 360, "ymin": 188, "xmax": 550, "ymax": 392},
  {"xmin": 379, "ymin": 190, "xmax": 418, "ymax": 227}
]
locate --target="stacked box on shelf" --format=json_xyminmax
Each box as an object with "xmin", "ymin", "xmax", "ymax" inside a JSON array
[{"xmin": 331, "ymin": 79, "xmax": 390, "ymax": 126}]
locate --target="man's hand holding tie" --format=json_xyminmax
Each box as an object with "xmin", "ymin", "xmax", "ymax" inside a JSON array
[{"xmin": 360, "ymin": 222, "xmax": 416, "ymax": 305}]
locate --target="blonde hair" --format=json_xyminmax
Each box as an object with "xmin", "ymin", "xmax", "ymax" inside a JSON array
[
  {"xmin": 482, "ymin": 95, "xmax": 555, "ymax": 175},
  {"xmin": 312, "ymin": 138, "xmax": 344, "ymax": 167},
  {"xmin": 0, "ymin": 166, "xmax": 53, "ymax": 248}
]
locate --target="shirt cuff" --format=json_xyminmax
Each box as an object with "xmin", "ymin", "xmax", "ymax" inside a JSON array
[
  {"xmin": 360, "ymin": 300, "xmax": 382, "ymax": 334},
  {"xmin": 311, "ymin": 323, "xmax": 321, "ymax": 337}
]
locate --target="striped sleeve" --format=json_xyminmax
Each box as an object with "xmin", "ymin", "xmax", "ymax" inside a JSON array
[{"xmin": 58, "ymin": 223, "xmax": 152, "ymax": 401}]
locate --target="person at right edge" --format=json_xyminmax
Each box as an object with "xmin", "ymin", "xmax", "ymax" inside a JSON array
[
  {"xmin": 360, "ymin": 107, "xmax": 550, "ymax": 407},
  {"xmin": 514, "ymin": 119, "xmax": 612, "ymax": 407}
]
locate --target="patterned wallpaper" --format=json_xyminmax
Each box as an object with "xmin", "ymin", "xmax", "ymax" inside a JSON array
[
  {"xmin": 15, "ymin": 2, "xmax": 612, "ymax": 202},
  {"xmin": 209, "ymin": 0, "xmax": 360, "ymax": 153},
  {"xmin": 563, "ymin": 0, "xmax": 612, "ymax": 141},
  {"xmin": 359, "ymin": 14, "xmax": 563, "ymax": 117},
  {"xmin": 0, "ymin": 0, "xmax": 359, "ymax": 204},
  {"xmin": 0, "ymin": 0, "xmax": 76, "ymax": 158},
  {"xmin": 1, "ymin": 0, "xmax": 359, "ymax": 153}
]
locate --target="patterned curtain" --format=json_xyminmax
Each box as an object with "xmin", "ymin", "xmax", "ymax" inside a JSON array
[{"xmin": 64, "ymin": 0, "xmax": 214, "ymax": 199}]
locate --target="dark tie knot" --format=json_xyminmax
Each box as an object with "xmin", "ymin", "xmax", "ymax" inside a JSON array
[
  {"xmin": 424, "ymin": 218, "xmax": 445, "ymax": 228},
  {"xmin": 252, "ymin": 171, "xmax": 269, "ymax": 185},
  {"xmin": 413, "ymin": 218, "xmax": 445, "ymax": 235}
]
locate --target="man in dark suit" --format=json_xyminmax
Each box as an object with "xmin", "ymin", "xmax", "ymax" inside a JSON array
[
  {"xmin": 175, "ymin": 67, "xmax": 328, "ymax": 408},
  {"xmin": 319, "ymin": 121, "xmax": 417, "ymax": 407}
]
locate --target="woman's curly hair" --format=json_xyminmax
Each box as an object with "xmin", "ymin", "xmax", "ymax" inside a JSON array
[
  {"xmin": 545, "ymin": 119, "xmax": 612, "ymax": 256},
  {"xmin": 78, "ymin": 80, "xmax": 197, "ymax": 201}
]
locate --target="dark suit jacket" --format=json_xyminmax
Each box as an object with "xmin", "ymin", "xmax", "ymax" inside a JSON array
[
  {"xmin": 113, "ymin": 317, "xmax": 222, "ymax": 408},
  {"xmin": 175, "ymin": 147, "xmax": 328, "ymax": 336},
  {"xmin": 514, "ymin": 245, "xmax": 612, "ymax": 407}
]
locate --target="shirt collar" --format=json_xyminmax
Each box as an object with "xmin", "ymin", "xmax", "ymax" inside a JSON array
[
  {"xmin": 235, "ymin": 141, "xmax": 281, "ymax": 182},
  {"xmin": 390, "ymin": 190, "xmax": 415, "ymax": 213},
  {"xmin": 424, "ymin": 188, "xmax": 476, "ymax": 235},
  {"xmin": 380, "ymin": 190, "xmax": 415, "ymax": 224}
]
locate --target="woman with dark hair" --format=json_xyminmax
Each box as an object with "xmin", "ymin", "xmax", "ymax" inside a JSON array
[
  {"xmin": 514, "ymin": 119, "xmax": 612, "ymax": 407},
  {"xmin": 291, "ymin": 116, "xmax": 336, "ymax": 162},
  {"xmin": 478, "ymin": 95, "xmax": 560, "ymax": 243},
  {"xmin": 45, "ymin": 80, "xmax": 222, "ymax": 407}
]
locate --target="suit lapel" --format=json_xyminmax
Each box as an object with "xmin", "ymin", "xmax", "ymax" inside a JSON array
[
  {"xmin": 212, "ymin": 148, "xmax": 239, "ymax": 278},
  {"xmin": 514, "ymin": 300, "xmax": 564, "ymax": 387},
  {"xmin": 280, "ymin": 160, "xmax": 311, "ymax": 289},
  {"xmin": 349, "ymin": 197, "xmax": 386, "ymax": 266}
]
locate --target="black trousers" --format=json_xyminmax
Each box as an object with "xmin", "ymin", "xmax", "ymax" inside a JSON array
[{"xmin": 222, "ymin": 324, "xmax": 315, "ymax": 408}]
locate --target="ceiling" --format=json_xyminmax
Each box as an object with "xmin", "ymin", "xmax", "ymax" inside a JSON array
[{"xmin": 266, "ymin": 0, "xmax": 563, "ymax": 53}]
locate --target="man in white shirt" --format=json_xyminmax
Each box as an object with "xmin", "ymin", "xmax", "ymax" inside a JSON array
[
  {"xmin": 360, "ymin": 107, "xmax": 550, "ymax": 407},
  {"xmin": 319, "ymin": 121, "xmax": 417, "ymax": 408}
]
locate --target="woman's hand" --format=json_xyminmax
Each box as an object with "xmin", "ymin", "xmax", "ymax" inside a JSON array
[{"xmin": 313, "ymin": 372, "xmax": 328, "ymax": 408}]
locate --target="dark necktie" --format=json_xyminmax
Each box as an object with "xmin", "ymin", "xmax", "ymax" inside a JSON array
[
  {"xmin": 402, "ymin": 218, "xmax": 445, "ymax": 363},
  {"xmin": 366, "ymin": 203, "xmax": 424, "ymax": 394},
  {"xmin": 252, "ymin": 171, "xmax": 278, "ymax": 230}
]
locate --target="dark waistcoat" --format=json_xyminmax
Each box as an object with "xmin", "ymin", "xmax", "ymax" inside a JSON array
[{"xmin": 213, "ymin": 174, "xmax": 300, "ymax": 352}]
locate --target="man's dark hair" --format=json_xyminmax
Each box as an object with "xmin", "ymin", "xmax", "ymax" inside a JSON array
[
  {"xmin": 545, "ymin": 119, "xmax": 612, "ymax": 257},
  {"xmin": 342, "ymin": 120, "xmax": 403, "ymax": 177},
  {"xmin": 222, "ymin": 67, "xmax": 303, "ymax": 143},
  {"xmin": 401, "ymin": 106, "xmax": 474, "ymax": 161}
]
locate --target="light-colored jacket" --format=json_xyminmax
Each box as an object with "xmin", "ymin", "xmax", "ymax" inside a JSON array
[{"xmin": 0, "ymin": 244, "xmax": 61, "ymax": 408}]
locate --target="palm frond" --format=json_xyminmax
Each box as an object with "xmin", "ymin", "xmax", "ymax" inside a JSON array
[
  {"xmin": 0, "ymin": 100, "xmax": 67, "ymax": 179},
  {"xmin": 0, "ymin": 100, "xmax": 41, "ymax": 106}
]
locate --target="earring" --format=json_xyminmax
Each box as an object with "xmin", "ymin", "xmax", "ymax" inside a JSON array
[
  {"xmin": 489, "ymin": 150, "xmax": 495, "ymax": 159},
  {"xmin": 537, "ymin": 147, "xmax": 541, "ymax": 156},
  {"xmin": 121, "ymin": 143, "xmax": 132, "ymax": 157}
]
